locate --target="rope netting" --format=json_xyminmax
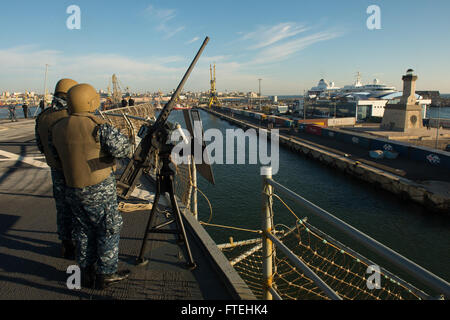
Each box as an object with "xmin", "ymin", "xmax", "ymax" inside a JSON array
[
  {"xmin": 101, "ymin": 103, "xmax": 194, "ymax": 209},
  {"xmin": 219, "ymin": 192, "xmax": 430, "ymax": 300},
  {"xmin": 173, "ymin": 161, "xmax": 193, "ymax": 208},
  {"xmin": 221, "ymin": 220, "xmax": 428, "ymax": 300},
  {"xmin": 101, "ymin": 103, "xmax": 156, "ymax": 136}
]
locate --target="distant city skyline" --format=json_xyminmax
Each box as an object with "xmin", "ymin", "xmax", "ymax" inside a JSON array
[{"xmin": 1, "ymin": 0, "xmax": 450, "ymax": 94}]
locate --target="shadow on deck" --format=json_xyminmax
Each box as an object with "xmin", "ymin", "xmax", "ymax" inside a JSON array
[{"xmin": 0, "ymin": 128, "xmax": 255, "ymax": 300}]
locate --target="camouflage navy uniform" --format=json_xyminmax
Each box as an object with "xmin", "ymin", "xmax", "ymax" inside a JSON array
[
  {"xmin": 35, "ymin": 97, "xmax": 73, "ymax": 242},
  {"xmin": 50, "ymin": 123, "xmax": 131, "ymax": 274}
]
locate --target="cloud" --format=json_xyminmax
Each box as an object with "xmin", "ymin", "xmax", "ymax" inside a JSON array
[
  {"xmin": 0, "ymin": 46, "xmax": 186, "ymax": 92},
  {"xmin": 241, "ymin": 22, "xmax": 310, "ymax": 49},
  {"xmin": 185, "ymin": 36, "xmax": 199, "ymax": 44},
  {"xmin": 0, "ymin": 22, "xmax": 343, "ymax": 93},
  {"xmin": 250, "ymin": 30, "xmax": 342, "ymax": 64},
  {"xmin": 158, "ymin": 25, "xmax": 185, "ymax": 39},
  {"xmin": 0, "ymin": 45, "xmax": 62, "ymax": 70},
  {"xmin": 145, "ymin": 5, "xmax": 176, "ymax": 22},
  {"xmin": 202, "ymin": 55, "xmax": 231, "ymax": 63},
  {"xmin": 144, "ymin": 4, "xmax": 185, "ymax": 39},
  {"xmin": 230, "ymin": 22, "xmax": 343, "ymax": 66}
]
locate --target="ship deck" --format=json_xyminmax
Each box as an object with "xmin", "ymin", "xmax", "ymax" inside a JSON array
[{"xmin": 0, "ymin": 118, "xmax": 254, "ymax": 300}]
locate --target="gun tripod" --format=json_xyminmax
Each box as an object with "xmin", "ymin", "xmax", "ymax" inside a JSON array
[{"xmin": 136, "ymin": 143, "xmax": 197, "ymax": 270}]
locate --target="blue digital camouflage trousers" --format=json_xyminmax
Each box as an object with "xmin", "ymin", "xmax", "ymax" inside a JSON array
[
  {"xmin": 51, "ymin": 169, "xmax": 73, "ymax": 241},
  {"xmin": 66, "ymin": 174, "xmax": 123, "ymax": 274}
]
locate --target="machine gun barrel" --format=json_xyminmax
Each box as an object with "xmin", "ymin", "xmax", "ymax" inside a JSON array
[{"xmin": 153, "ymin": 36, "xmax": 209, "ymax": 130}]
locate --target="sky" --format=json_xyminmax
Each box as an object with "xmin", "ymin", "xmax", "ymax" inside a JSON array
[{"xmin": 0, "ymin": 0, "xmax": 449, "ymax": 95}]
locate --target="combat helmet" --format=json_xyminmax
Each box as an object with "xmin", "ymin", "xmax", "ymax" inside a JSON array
[
  {"xmin": 54, "ymin": 78, "xmax": 78, "ymax": 98},
  {"xmin": 67, "ymin": 83, "xmax": 100, "ymax": 113}
]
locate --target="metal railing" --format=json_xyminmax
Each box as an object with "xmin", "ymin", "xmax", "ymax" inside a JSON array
[
  {"xmin": 260, "ymin": 166, "xmax": 450, "ymax": 300},
  {"xmin": 98, "ymin": 109, "xmax": 155, "ymax": 153},
  {"xmin": 261, "ymin": 167, "xmax": 342, "ymax": 300},
  {"xmin": 99, "ymin": 108, "xmax": 198, "ymax": 216}
]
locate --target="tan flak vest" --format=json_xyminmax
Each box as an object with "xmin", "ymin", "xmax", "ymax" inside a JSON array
[
  {"xmin": 37, "ymin": 108, "xmax": 69, "ymax": 169},
  {"xmin": 52, "ymin": 113, "xmax": 116, "ymax": 188}
]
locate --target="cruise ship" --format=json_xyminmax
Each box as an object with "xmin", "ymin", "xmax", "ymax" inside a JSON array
[
  {"xmin": 303, "ymin": 72, "xmax": 431, "ymax": 122},
  {"xmin": 307, "ymin": 72, "xmax": 397, "ymax": 99}
]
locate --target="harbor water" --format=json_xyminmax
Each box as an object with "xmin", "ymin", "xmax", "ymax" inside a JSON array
[
  {"xmin": 0, "ymin": 105, "xmax": 39, "ymax": 120},
  {"xmin": 1, "ymin": 105, "xmax": 450, "ymax": 120},
  {"xmin": 427, "ymin": 106, "xmax": 450, "ymax": 119},
  {"xmin": 168, "ymin": 109, "xmax": 450, "ymax": 291}
]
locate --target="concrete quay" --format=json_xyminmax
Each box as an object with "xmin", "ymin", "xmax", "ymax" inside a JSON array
[{"xmin": 201, "ymin": 108, "xmax": 450, "ymax": 214}]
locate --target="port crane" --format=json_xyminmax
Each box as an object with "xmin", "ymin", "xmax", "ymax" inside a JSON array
[
  {"xmin": 111, "ymin": 74, "xmax": 123, "ymax": 106},
  {"xmin": 208, "ymin": 64, "xmax": 221, "ymax": 108},
  {"xmin": 155, "ymin": 89, "xmax": 163, "ymax": 110}
]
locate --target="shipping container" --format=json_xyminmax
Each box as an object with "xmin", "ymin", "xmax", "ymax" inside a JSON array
[
  {"xmin": 275, "ymin": 117, "xmax": 285, "ymax": 126},
  {"xmin": 321, "ymin": 128, "xmax": 336, "ymax": 139},
  {"xmin": 285, "ymin": 120, "xmax": 293, "ymax": 127},
  {"xmin": 313, "ymin": 121, "xmax": 327, "ymax": 127},
  {"xmin": 296, "ymin": 119, "xmax": 327, "ymax": 127},
  {"xmin": 306, "ymin": 124, "xmax": 323, "ymax": 136}
]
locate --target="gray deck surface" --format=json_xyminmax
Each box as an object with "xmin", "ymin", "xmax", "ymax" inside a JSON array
[{"xmin": 0, "ymin": 119, "xmax": 252, "ymax": 300}]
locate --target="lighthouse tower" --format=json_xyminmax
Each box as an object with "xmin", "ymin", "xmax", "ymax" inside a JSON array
[{"xmin": 381, "ymin": 69, "xmax": 423, "ymax": 131}]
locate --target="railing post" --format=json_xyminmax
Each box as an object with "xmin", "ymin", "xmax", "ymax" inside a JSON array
[
  {"xmin": 120, "ymin": 112, "xmax": 136, "ymax": 153},
  {"xmin": 191, "ymin": 155, "xmax": 198, "ymax": 220},
  {"xmin": 261, "ymin": 166, "xmax": 273, "ymax": 300}
]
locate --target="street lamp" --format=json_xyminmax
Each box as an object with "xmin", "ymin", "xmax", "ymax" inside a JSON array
[
  {"xmin": 303, "ymin": 89, "xmax": 306, "ymax": 121},
  {"xmin": 435, "ymin": 104, "xmax": 441, "ymax": 149},
  {"xmin": 258, "ymin": 78, "xmax": 262, "ymax": 111},
  {"xmin": 33, "ymin": 64, "xmax": 49, "ymax": 117}
]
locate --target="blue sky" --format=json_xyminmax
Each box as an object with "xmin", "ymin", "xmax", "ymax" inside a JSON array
[{"xmin": 1, "ymin": 0, "xmax": 449, "ymax": 94}]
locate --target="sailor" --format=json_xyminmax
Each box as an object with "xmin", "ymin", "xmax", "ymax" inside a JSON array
[
  {"xmin": 35, "ymin": 78, "xmax": 78, "ymax": 259},
  {"xmin": 22, "ymin": 103, "xmax": 29, "ymax": 119},
  {"xmin": 50, "ymin": 83, "xmax": 131, "ymax": 289},
  {"xmin": 39, "ymin": 100, "xmax": 45, "ymax": 113},
  {"xmin": 121, "ymin": 97, "xmax": 128, "ymax": 108},
  {"xmin": 8, "ymin": 104, "xmax": 17, "ymax": 122}
]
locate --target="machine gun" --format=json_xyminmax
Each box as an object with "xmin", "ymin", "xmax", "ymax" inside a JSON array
[
  {"xmin": 117, "ymin": 36, "xmax": 209, "ymax": 198},
  {"xmin": 116, "ymin": 37, "xmax": 210, "ymax": 269}
]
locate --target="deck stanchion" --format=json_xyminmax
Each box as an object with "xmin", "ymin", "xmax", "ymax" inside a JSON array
[
  {"xmin": 261, "ymin": 166, "xmax": 274, "ymax": 300},
  {"xmin": 191, "ymin": 156, "xmax": 198, "ymax": 219}
]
